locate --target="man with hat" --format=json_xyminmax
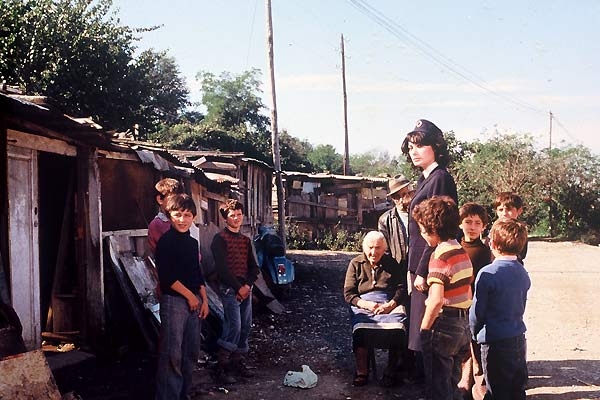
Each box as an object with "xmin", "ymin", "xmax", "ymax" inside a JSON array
[
  {"xmin": 378, "ymin": 174, "xmax": 411, "ymax": 267},
  {"xmin": 377, "ymin": 174, "xmax": 412, "ymax": 385}
]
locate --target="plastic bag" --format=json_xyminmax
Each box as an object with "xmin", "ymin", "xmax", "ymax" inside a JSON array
[{"xmin": 283, "ymin": 364, "xmax": 318, "ymax": 389}]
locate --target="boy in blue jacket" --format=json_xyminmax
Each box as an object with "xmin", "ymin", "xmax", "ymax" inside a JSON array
[{"xmin": 469, "ymin": 217, "xmax": 530, "ymax": 400}]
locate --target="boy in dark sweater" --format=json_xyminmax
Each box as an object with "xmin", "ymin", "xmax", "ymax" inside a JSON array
[
  {"xmin": 493, "ymin": 192, "xmax": 527, "ymax": 264},
  {"xmin": 469, "ymin": 218, "xmax": 530, "ymax": 400},
  {"xmin": 155, "ymin": 194, "xmax": 208, "ymax": 400},
  {"xmin": 211, "ymin": 199, "xmax": 260, "ymax": 384},
  {"xmin": 458, "ymin": 202, "xmax": 492, "ymax": 398}
]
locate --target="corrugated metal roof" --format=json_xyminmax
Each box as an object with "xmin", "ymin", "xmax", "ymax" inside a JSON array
[{"xmin": 282, "ymin": 171, "xmax": 389, "ymax": 183}]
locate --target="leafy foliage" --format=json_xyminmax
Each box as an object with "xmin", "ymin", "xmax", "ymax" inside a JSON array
[
  {"xmin": 453, "ymin": 133, "xmax": 600, "ymax": 243},
  {"xmin": 307, "ymin": 144, "xmax": 343, "ymax": 174},
  {"xmin": 0, "ymin": 0, "xmax": 189, "ymax": 136},
  {"xmin": 285, "ymin": 222, "xmax": 362, "ymax": 251},
  {"xmin": 349, "ymin": 150, "xmax": 405, "ymax": 177}
]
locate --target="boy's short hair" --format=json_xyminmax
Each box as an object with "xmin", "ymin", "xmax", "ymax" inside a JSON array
[
  {"xmin": 459, "ymin": 202, "xmax": 489, "ymax": 225},
  {"xmin": 155, "ymin": 178, "xmax": 184, "ymax": 198},
  {"xmin": 412, "ymin": 196, "xmax": 459, "ymax": 241},
  {"xmin": 490, "ymin": 218, "xmax": 528, "ymax": 255},
  {"xmin": 493, "ymin": 192, "xmax": 523, "ymax": 210},
  {"xmin": 219, "ymin": 199, "xmax": 244, "ymax": 219},
  {"xmin": 164, "ymin": 193, "xmax": 197, "ymax": 217}
]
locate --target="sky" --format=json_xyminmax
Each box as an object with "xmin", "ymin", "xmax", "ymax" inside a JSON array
[{"xmin": 111, "ymin": 0, "xmax": 600, "ymax": 155}]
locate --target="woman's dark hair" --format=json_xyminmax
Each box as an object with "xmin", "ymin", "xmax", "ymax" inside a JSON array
[{"xmin": 401, "ymin": 130, "xmax": 451, "ymax": 168}]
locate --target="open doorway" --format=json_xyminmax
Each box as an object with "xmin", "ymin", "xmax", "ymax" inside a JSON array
[{"xmin": 38, "ymin": 152, "xmax": 79, "ymax": 339}]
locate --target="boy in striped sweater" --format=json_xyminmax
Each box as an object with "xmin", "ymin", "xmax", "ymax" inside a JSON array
[
  {"xmin": 412, "ymin": 196, "xmax": 473, "ymax": 400},
  {"xmin": 211, "ymin": 199, "xmax": 260, "ymax": 384}
]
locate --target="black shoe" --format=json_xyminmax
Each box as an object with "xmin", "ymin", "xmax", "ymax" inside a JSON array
[
  {"xmin": 215, "ymin": 367, "xmax": 237, "ymax": 384},
  {"xmin": 235, "ymin": 362, "xmax": 255, "ymax": 378},
  {"xmin": 381, "ymin": 374, "xmax": 396, "ymax": 387},
  {"xmin": 353, "ymin": 373, "xmax": 368, "ymax": 387}
]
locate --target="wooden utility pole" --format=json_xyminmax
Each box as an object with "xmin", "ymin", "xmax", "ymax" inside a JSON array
[
  {"xmin": 548, "ymin": 111, "xmax": 554, "ymax": 237},
  {"xmin": 265, "ymin": 0, "xmax": 286, "ymax": 247},
  {"xmin": 341, "ymin": 34, "xmax": 350, "ymax": 175}
]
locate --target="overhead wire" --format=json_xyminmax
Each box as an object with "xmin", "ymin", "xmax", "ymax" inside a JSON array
[
  {"xmin": 346, "ymin": 0, "xmax": 547, "ymax": 115},
  {"xmin": 552, "ymin": 114, "xmax": 583, "ymax": 146},
  {"xmin": 244, "ymin": 0, "xmax": 260, "ymax": 69}
]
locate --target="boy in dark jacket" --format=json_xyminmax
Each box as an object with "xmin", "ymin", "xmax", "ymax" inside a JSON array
[{"xmin": 469, "ymin": 218, "xmax": 530, "ymax": 400}]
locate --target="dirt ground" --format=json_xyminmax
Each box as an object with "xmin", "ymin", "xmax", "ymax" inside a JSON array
[{"xmin": 53, "ymin": 241, "xmax": 600, "ymax": 399}]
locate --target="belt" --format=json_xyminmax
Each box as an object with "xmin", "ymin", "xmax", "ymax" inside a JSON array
[{"xmin": 440, "ymin": 307, "xmax": 469, "ymax": 318}]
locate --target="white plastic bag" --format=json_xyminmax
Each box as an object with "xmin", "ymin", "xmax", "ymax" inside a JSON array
[{"xmin": 283, "ymin": 364, "xmax": 318, "ymax": 389}]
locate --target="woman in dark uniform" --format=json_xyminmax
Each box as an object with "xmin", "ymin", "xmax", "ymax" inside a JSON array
[{"xmin": 401, "ymin": 119, "xmax": 458, "ymax": 373}]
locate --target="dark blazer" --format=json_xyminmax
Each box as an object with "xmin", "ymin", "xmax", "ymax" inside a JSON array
[{"xmin": 407, "ymin": 166, "xmax": 457, "ymax": 277}]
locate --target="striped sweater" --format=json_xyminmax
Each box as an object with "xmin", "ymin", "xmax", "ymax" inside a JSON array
[{"xmin": 426, "ymin": 239, "xmax": 473, "ymax": 309}]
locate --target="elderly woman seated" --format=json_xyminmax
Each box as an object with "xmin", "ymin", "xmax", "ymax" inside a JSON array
[{"xmin": 343, "ymin": 231, "xmax": 408, "ymax": 387}]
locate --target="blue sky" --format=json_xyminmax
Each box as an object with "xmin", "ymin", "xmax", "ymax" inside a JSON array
[{"xmin": 112, "ymin": 0, "xmax": 600, "ymax": 155}]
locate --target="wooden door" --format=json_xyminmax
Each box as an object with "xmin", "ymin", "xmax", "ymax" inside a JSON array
[{"xmin": 7, "ymin": 145, "xmax": 40, "ymax": 349}]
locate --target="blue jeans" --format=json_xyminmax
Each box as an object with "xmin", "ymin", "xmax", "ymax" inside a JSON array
[
  {"xmin": 481, "ymin": 334, "xmax": 527, "ymax": 400},
  {"xmin": 156, "ymin": 294, "xmax": 201, "ymax": 400},
  {"xmin": 420, "ymin": 314, "xmax": 471, "ymax": 400},
  {"xmin": 217, "ymin": 284, "xmax": 252, "ymax": 354}
]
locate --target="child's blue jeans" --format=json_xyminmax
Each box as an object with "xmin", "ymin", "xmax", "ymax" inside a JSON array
[
  {"xmin": 481, "ymin": 334, "xmax": 527, "ymax": 400},
  {"xmin": 420, "ymin": 313, "xmax": 471, "ymax": 400},
  {"xmin": 156, "ymin": 294, "xmax": 201, "ymax": 400},
  {"xmin": 217, "ymin": 284, "xmax": 252, "ymax": 354}
]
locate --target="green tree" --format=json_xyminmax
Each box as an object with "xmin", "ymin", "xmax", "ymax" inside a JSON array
[
  {"xmin": 349, "ymin": 150, "xmax": 404, "ymax": 177},
  {"xmin": 307, "ymin": 144, "xmax": 343, "ymax": 174},
  {"xmin": 131, "ymin": 49, "xmax": 190, "ymax": 136},
  {"xmin": 196, "ymin": 69, "xmax": 271, "ymax": 160},
  {"xmin": 453, "ymin": 133, "xmax": 546, "ymax": 229},
  {"xmin": 0, "ymin": 0, "xmax": 189, "ymax": 136},
  {"xmin": 543, "ymin": 145, "xmax": 600, "ymax": 242},
  {"xmin": 279, "ymin": 130, "xmax": 314, "ymax": 172}
]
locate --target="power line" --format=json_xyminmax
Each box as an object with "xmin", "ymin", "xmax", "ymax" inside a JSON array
[
  {"xmin": 346, "ymin": 0, "xmax": 547, "ymax": 115},
  {"xmin": 245, "ymin": 0, "xmax": 260, "ymax": 69},
  {"xmin": 551, "ymin": 114, "xmax": 584, "ymax": 146}
]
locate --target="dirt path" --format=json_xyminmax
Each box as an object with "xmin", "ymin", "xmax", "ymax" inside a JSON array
[
  {"xmin": 521, "ymin": 241, "xmax": 600, "ymax": 399},
  {"xmin": 54, "ymin": 241, "xmax": 600, "ymax": 399}
]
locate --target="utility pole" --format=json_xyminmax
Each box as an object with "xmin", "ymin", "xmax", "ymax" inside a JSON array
[
  {"xmin": 341, "ymin": 34, "xmax": 350, "ymax": 175},
  {"xmin": 265, "ymin": 0, "xmax": 286, "ymax": 247},
  {"xmin": 548, "ymin": 111, "xmax": 554, "ymax": 237}
]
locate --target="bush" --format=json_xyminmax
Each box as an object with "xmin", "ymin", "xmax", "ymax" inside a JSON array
[{"xmin": 285, "ymin": 222, "xmax": 362, "ymax": 251}]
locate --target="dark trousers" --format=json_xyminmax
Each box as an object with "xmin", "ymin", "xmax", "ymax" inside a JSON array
[
  {"xmin": 156, "ymin": 294, "xmax": 201, "ymax": 400},
  {"xmin": 420, "ymin": 314, "xmax": 471, "ymax": 400},
  {"xmin": 481, "ymin": 334, "xmax": 527, "ymax": 400}
]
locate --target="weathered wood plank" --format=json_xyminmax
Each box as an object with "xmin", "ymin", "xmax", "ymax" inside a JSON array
[{"xmin": 0, "ymin": 350, "xmax": 61, "ymax": 400}]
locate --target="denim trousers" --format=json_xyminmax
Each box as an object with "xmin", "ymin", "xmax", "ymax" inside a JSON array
[
  {"xmin": 156, "ymin": 294, "xmax": 201, "ymax": 400},
  {"xmin": 217, "ymin": 284, "xmax": 252, "ymax": 354},
  {"xmin": 420, "ymin": 314, "xmax": 471, "ymax": 400},
  {"xmin": 481, "ymin": 334, "xmax": 527, "ymax": 400}
]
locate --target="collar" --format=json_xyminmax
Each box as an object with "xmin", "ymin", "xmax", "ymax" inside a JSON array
[
  {"xmin": 360, "ymin": 253, "xmax": 381, "ymax": 269},
  {"xmin": 494, "ymin": 255, "xmax": 518, "ymax": 261},
  {"xmin": 422, "ymin": 162, "xmax": 439, "ymax": 179},
  {"xmin": 157, "ymin": 211, "xmax": 169, "ymax": 222}
]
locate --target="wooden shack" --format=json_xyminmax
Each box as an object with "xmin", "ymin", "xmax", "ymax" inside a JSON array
[
  {"xmin": 0, "ymin": 92, "xmax": 236, "ymax": 351},
  {"xmin": 168, "ymin": 150, "xmax": 275, "ymax": 236},
  {"xmin": 281, "ymin": 171, "xmax": 391, "ymax": 240}
]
